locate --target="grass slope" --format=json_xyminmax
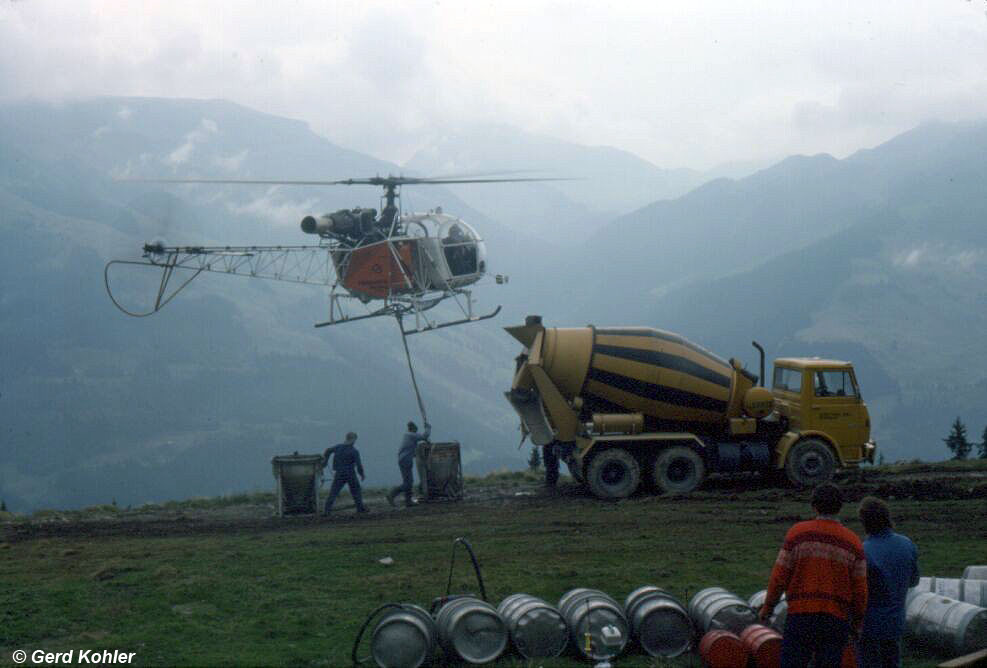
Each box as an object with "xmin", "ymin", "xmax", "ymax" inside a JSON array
[{"xmin": 2, "ymin": 472, "xmax": 985, "ymax": 667}]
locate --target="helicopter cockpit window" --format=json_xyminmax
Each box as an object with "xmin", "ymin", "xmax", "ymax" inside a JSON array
[{"xmin": 440, "ymin": 221, "xmax": 480, "ymax": 276}]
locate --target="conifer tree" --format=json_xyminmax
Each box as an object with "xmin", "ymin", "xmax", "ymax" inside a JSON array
[
  {"xmin": 943, "ymin": 417, "xmax": 972, "ymax": 460},
  {"xmin": 527, "ymin": 445, "xmax": 542, "ymax": 471},
  {"xmin": 979, "ymin": 424, "xmax": 987, "ymax": 459}
]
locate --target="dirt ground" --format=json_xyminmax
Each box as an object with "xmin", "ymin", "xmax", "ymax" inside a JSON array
[{"xmin": 3, "ymin": 464, "xmax": 985, "ymax": 545}]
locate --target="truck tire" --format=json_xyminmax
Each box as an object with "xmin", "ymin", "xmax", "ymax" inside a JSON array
[
  {"xmin": 653, "ymin": 446, "xmax": 706, "ymax": 495},
  {"xmin": 586, "ymin": 448, "xmax": 640, "ymax": 499},
  {"xmin": 785, "ymin": 438, "xmax": 836, "ymax": 487}
]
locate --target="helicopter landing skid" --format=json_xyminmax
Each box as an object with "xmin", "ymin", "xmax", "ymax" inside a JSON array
[{"xmin": 399, "ymin": 305, "xmax": 501, "ymax": 335}]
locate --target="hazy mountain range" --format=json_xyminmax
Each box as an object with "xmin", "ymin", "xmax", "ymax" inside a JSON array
[{"xmin": 1, "ymin": 97, "xmax": 984, "ymax": 511}]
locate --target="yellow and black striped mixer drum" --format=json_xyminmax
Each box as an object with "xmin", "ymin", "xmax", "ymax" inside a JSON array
[{"xmin": 537, "ymin": 327, "xmax": 745, "ymax": 425}]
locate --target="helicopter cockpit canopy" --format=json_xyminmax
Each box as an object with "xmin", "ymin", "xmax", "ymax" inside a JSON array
[{"xmin": 437, "ymin": 218, "xmax": 486, "ymax": 280}]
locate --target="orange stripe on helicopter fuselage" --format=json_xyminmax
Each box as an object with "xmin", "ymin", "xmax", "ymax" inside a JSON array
[{"xmin": 339, "ymin": 240, "xmax": 417, "ymax": 299}]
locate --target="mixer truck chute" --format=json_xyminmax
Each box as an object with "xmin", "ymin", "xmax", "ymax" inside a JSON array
[{"xmin": 505, "ymin": 316, "xmax": 876, "ymax": 499}]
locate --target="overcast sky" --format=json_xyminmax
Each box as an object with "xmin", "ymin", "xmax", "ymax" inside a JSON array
[{"xmin": 2, "ymin": 1, "xmax": 986, "ymax": 170}]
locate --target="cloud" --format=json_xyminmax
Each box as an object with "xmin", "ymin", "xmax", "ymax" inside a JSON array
[
  {"xmin": 213, "ymin": 149, "xmax": 249, "ymax": 173},
  {"xmin": 164, "ymin": 118, "xmax": 218, "ymax": 167},
  {"xmin": 226, "ymin": 190, "xmax": 319, "ymax": 228},
  {"xmin": 2, "ymin": 1, "xmax": 987, "ymax": 169},
  {"xmin": 892, "ymin": 244, "xmax": 985, "ymax": 271}
]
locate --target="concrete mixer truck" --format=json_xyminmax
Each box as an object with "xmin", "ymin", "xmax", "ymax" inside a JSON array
[{"xmin": 505, "ymin": 316, "xmax": 876, "ymax": 499}]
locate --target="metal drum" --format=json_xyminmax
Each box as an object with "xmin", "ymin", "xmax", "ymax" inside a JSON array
[
  {"xmin": 910, "ymin": 577, "xmax": 987, "ymax": 606},
  {"xmin": 497, "ymin": 594, "xmax": 568, "ymax": 658},
  {"xmin": 434, "ymin": 596, "xmax": 508, "ymax": 664},
  {"xmin": 689, "ymin": 587, "xmax": 758, "ymax": 634},
  {"xmin": 558, "ymin": 588, "xmax": 629, "ymax": 661},
  {"xmin": 905, "ymin": 590, "xmax": 987, "ymax": 655},
  {"xmin": 964, "ymin": 566, "xmax": 987, "ymax": 580},
  {"xmin": 739, "ymin": 624, "xmax": 782, "ymax": 668},
  {"xmin": 748, "ymin": 590, "xmax": 788, "ymax": 632},
  {"xmin": 370, "ymin": 604, "xmax": 436, "ymax": 668},
  {"xmin": 623, "ymin": 586, "xmax": 694, "ymax": 657},
  {"xmin": 698, "ymin": 629, "xmax": 748, "ymax": 668}
]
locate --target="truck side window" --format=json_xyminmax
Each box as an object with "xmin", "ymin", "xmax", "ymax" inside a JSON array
[
  {"xmin": 772, "ymin": 367, "xmax": 801, "ymax": 393},
  {"xmin": 814, "ymin": 370, "xmax": 859, "ymax": 398}
]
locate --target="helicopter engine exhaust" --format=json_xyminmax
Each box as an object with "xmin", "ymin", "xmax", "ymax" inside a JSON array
[{"xmin": 301, "ymin": 208, "xmax": 377, "ymax": 238}]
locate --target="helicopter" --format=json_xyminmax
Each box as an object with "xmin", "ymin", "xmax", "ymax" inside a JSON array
[{"xmin": 105, "ymin": 174, "xmax": 554, "ymax": 334}]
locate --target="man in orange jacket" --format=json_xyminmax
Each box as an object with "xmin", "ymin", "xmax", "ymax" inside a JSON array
[{"xmin": 760, "ymin": 483, "xmax": 868, "ymax": 668}]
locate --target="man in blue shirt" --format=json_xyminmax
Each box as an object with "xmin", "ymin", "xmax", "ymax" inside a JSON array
[
  {"xmin": 387, "ymin": 421, "xmax": 430, "ymax": 507},
  {"xmin": 322, "ymin": 432, "xmax": 367, "ymax": 514},
  {"xmin": 857, "ymin": 496, "xmax": 919, "ymax": 668}
]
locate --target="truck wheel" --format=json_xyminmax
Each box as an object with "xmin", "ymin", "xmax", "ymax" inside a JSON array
[
  {"xmin": 586, "ymin": 448, "xmax": 640, "ymax": 499},
  {"xmin": 785, "ymin": 439, "xmax": 836, "ymax": 487},
  {"xmin": 653, "ymin": 446, "xmax": 706, "ymax": 495}
]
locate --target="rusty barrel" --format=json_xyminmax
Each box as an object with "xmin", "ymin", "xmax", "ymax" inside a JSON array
[
  {"xmin": 497, "ymin": 594, "xmax": 568, "ymax": 659},
  {"xmin": 557, "ymin": 588, "xmax": 628, "ymax": 661},
  {"xmin": 699, "ymin": 630, "xmax": 748, "ymax": 668},
  {"xmin": 689, "ymin": 587, "xmax": 758, "ymax": 634},
  {"xmin": 739, "ymin": 624, "xmax": 782, "ymax": 668},
  {"xmin": 623, "ymin": 586, "xmax": 693, "ymax": 657},
  {"xmin": 370, "ymin": 604, "xmax": 436, "ymax": 668},
  {"xmin": 905, "ymin": 590, "xmax": 987, "ymax": 655},
  {"xmin": 434, "ymin": 596, "xmax": 508, "ymax": 664},
  {"xmin": 911, "ymin": 577, "xmax": 987, "ymax": 607}
]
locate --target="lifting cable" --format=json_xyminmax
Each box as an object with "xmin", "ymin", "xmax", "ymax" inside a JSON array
[{"xmin": 396, "ymin": 315, "xmax": 428, "ymax": 427}]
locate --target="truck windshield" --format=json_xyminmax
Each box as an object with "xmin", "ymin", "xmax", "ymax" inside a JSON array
[
  {"xmin": 813, "ymin": 370, "xmax": 859, "ymax": 398},
  {"xmin": 772, "ymin": 367, "xmax": 802, "ymax": 393}
]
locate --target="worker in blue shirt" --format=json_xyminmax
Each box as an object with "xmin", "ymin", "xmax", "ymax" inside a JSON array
[
  {"xmin": 322, "ymin": 432, "xmax": 367, "ymax": 514},
  {"xmin": 387, "ymin": 421, "xmax": 430, "ymax": 507},
  {"xmin": 857, "ymin": 496, "xmax": 919, "ymax": 668}
]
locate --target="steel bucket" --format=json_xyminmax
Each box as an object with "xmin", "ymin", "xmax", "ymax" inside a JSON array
[
  {"xmin": 370, "ymin": 604, "xmax": 436, "ymax": 668},
  {"xmin": 905, "ymin": 590, "xmax": 987, "ymax": 655},
  {"xmin": 623, "ymin": 585, "xmax": 694, "ymax": 657},
  {"xmin": 434, "ymin": 596, "xmax": 508, "ymax": 664},
  {"xmin": 689, "ymin": 587, "xmax": 758, "ymax": 634},
  {"xmin": 911, "ymin": 577, "xmax": 987, "ymax": 607},
  {"xmin": 497, "ymin": 593, "xmax": 568, "ymax": 658},
  {"xmin": 747, "ymin": 590, "xmax": 787, "ymax": 632},
  {"xmin": 558, "ymin": 588, "xmax": 628, "ymax": 660}
]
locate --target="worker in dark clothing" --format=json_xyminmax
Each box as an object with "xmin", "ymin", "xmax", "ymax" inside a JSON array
[
  {"xmin": 387, "ymin": 421, "xmax": 431, "ymax": 507},
  {"xmin": 322, "ymin": 432, "xmax": 367, "ymax": 514},
  {"xmin": 857, "ymin": 497, "xmax": 919, "ymax": 668},
  {"xmin": 543, "ymin": 441, "xmax": 574, "ymax": 487},
  {"xmin": 544, "ymin": 443, "xmax": 559, "ymax": 487}
]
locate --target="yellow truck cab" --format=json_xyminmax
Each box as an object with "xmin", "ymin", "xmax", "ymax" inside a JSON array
[{"xmin": 771, "ymin": 358, "xmax": 876, "ymax": 480}]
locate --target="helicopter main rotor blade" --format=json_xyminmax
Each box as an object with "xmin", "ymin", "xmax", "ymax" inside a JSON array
[
  {"xmin": 120, "ymin": 175, "xmax": 574, "ymax": 187},
  {"xmin": 398, "ymin": 176, "xmax": 574, "ymax": 185},
  {"xmin": 121, "ymin": 177, "xmax": 359, "ymax": 186}
]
